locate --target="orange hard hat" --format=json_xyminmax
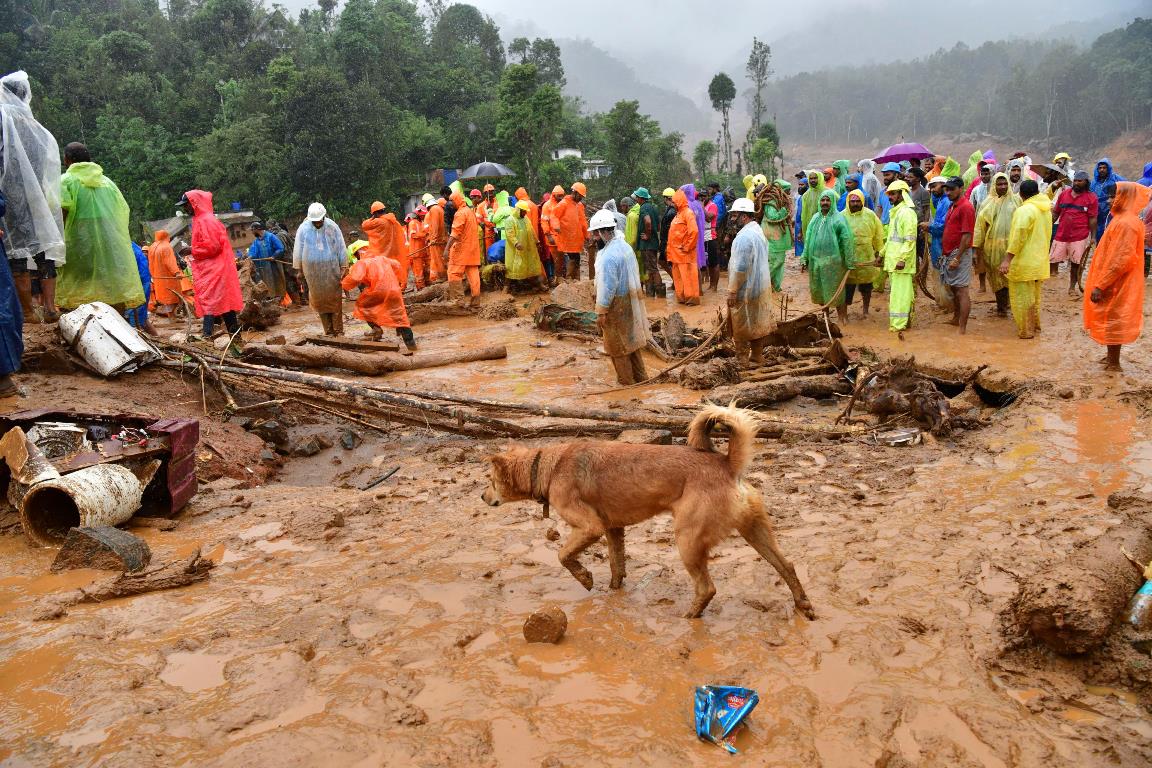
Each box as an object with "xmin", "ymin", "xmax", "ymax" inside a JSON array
[
  {"xmin": 469, "ymin": 189, "xmax": 482, "ymax": 198},
  {"xmin": 571, "ymin": 181, "xmax": 587, "ymax": 196},
  {"xmin": 370, "ymin": 201, "xmax": 386, "ymax": 213},
  {"xmin": 552, "ymin": 185, "xmax": 565, "ymax": 196},
  {"xmin": 483, "ymin": 183, "xmax": 495, "ymax": 192}
]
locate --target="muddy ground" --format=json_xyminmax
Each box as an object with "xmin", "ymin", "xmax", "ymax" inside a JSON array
[{"xmin": 2, "ymin": 258, "xmax": 1151, "ymax": 768}]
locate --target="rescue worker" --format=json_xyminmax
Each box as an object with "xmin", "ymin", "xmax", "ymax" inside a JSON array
[
  {"xmin": 444, "ymin": 190, "xmax": 481, "ymax": 304},
  {"xmin": 407, "ymin": 207, "xmax": 430, "ymax": 289},
  {"xmin": 590, "ymin": 208, "xmax": 648, "ymax": 385},
  {"xmin": 552, "ymin": 182, "xmax": 590, "ymax": 280},
  {"xmin": 423, "ymin": 194, "xmax": 447, "ymax": 283},
  {"xmin": 341, "ymin": 242, "xmax": 416, "ymax": 350},
  {"xmin": 293, "ymin": 202, "xmax": 346, "ymax": 336}
]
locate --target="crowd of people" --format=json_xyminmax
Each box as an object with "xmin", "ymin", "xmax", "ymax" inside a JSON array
[{"xmin": 4, "ymin": 65, "xmax": 1152, "ymax": 396}]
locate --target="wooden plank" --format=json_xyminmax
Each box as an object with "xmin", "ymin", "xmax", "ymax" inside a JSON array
[{"xmin": 301, "ymin": 335, "xmax": 400, "ymax": 353}]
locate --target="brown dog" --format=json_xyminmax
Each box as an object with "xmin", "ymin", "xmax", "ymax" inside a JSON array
[{"xmin": 482, "ymin": 404, "xmax": 815, "ymax": 619}]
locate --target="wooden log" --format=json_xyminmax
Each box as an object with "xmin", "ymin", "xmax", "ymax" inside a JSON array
[
  {"xmin": 742, "ymin": 362, "xmax": 835, "ymax": 383},
  {"xmin": 405, "ymin": 283, "xmax": 448, "ymax": 304},
  {"xmin": 301, "ymin": 335, "xmax": 400, "ymax": 353},
  {"xmin": 1010, "ymin": 513, "xmax": 1152, "ymax": 655},
  {"xmin": 407, "ymin": 302, "xmax": 474, "ymax": 326},
  {"xmin": 68, "ymin": 551, "xmax": 214, "ymax": 605},
  {"xmin": 707, "ymin": 375, "xmax": 852, "ymax": 407},
  {"xmin": 241, "ymin": 344, "xmax": 506, "ymax": 375}
]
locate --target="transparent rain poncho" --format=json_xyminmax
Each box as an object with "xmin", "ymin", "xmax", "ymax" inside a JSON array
[
  {"xmin": 972, "ymin": 173, "xmax": 1020, "ymax": 294},
  {"xmin": 293, "ymin": 218, "xmax": 346, "ymax": 312},
  {"xmin": 595, "ymin": 234, "xmax": 648, "ymax": 357},
  {"xmin": 728, "ymin": 220, "xmax": 776, "ymax": 342},
  {"xmin": 0, "ymin": 71, "xmax": 65, "ymax": 267}
]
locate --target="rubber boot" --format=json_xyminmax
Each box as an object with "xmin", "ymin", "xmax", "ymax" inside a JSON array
[
  {"xmin": 39, "ymin": 277, "xmax": 58, "ymax": 322},
  {"xmin": 446, "ymin": 280, "xmax": 465, "ymax": 303}
]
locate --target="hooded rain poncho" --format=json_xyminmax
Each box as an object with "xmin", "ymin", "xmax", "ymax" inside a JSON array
[
  {"xmin": 148, "ymin": 230, "xmax": 184, "ymax": 307},
  {"xmin": 504, "ymin": 210, "xmax": 543, "ymax": 280},
  {"xmin": 596, "ymin": 234, "xmax": 648, "ymax": 357},
  {"xmin": 681, "ymin": 184, "xmax": 708, "ymax": 268},
  {"xmin": 0, "ymin": 71, "xmax": 65, "ymax": 268},
  {"xmin": 341, "ymin": 254, "xmax": 409, "ymax": 329},
  {"xmin": 1138, "ymin": 162, "xmax": 1152, "ymax": 187},
  {"xmin": 1082, "ymin": 182, "xmax": 1151, "ymax": 345},
  {"xmin": 858, "ymin": 160, "xmax": 885, "ymax": 211},
  {"xmin": 247, "ymin": 229, "xmax": 287, "ymax": 299},
  {"xmin": 186, "ymin": 190, "xmax": 244, "ymax": 317},
  {"xmin": 843, "ymin": 190, "xmax": 884, "ymax": 286},
  {"xmin": 803, "ymin": 189, "xmax": 855, "ymax": 306},
  {"xmin": 962, "ymin": 151, "xmax": 983, "ymax": 186},
  {"xmin": 762, "ymin": 180, "xmax": 793, "ymax": 290},
  {"xmin": 58, "ymin": 162, "xmax": 145, "ymax": 309},
  {"xmin": 972, "ymin": 173, "xmax": 1019, "ymax": 293},
  {"xmin": 799, "ymin": 170, "xmax": 827, "ymax": 244},
  {"xmin": 1091, "ymin": 157, "xmax": 1125, "ymax": 239},
  {"xmin": 729, "ymin": 220, "xmax": 776, "ymax": 342},
  {"xmin": 293, "ymin": 217, "xmax": 346, "ymax": 312},
  {"xmin": 832, "ymin": 160, "xmax": 851, "ymax": 197}
]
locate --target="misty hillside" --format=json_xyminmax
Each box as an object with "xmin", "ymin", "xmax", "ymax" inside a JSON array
[{"xmin": 556, "ymin": 37, "xmax": 712, "ymax": 138}]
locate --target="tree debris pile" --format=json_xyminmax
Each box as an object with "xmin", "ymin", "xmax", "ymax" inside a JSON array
[
  {"xmin": 237, "ymin": 259, "xmax": 283, "ymax": 330},
  {"xmin": 477, "ymin": 298, "xmax": 519, "ymax": 321},
  {"xmin": 650, "ymin": 312, "xmax": 708, "ymax": 357},
  {"xmin": 534, "ymin": 303, "xmax": 598, "ymax": 338},
  {"xmin": 678, "ymin": 357, "xmax": 741, "ymax": 389}
]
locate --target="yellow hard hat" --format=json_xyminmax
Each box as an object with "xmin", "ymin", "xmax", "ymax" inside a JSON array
[{"xmin": 662, "ymin": 187, "xmax": 675, "ymax": 198}]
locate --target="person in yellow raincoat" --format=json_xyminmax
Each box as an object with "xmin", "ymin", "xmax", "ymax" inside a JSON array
[
  {"xmin": 972, "ymin": 172, "xmax": 1019, "ymax": 316},
  {"xmin": 883, "ymin": 180, "xmax": 918, "ymax": 336},
  {"xmin": 999, "ymin": 180, "xmax": 1052, "ymax": 339},
  {"xmin": 504, "ymin": 200, "xmax": 546, "ymax": 293},
  {"xmin": 842, "ymin": 189, "xmax": 884, "ymax": 319},
  {"xmin": 340, "ymin": 245, "xmax": 416, "ymax": 351},
  {"xmin": 726, "ymin": 198, "xmax": 775, "ymax": 364}
]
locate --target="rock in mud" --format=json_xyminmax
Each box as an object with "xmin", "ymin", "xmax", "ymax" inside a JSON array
[
  {"xmin": 549, "ymin": 281, "xmax": 596, "ymax": 312},
  {"xmin": 477, "ymin": 299, "xmax": 518, "ymax": 321},
  {"xmin": 523, "ymin": 604, "xmax": 567, "ymax": 644},
  {"xmin": 339, "ymin": 429, "xmax": 363, "ymax": 450},
  {"xmin": 247, "ymin": 419, "xmax": 289, "ymax": 449},
  {"xmin": 291, "ymin": 436, "xmax": 327, "ymax": 457},
  {"xmin": 545, "ymin": 527, "xmax": 561, "ymax": 541},
  {"xmin": 616, "ymin": 429, "xmax": 673, "ymax": 445},
  {"xmin": 265, "ymin": 335, "xmax": 287, "ymax": 346},
  {"xmin": 51, "ymin": 526, "xmax": 152, "ymax": 573}
]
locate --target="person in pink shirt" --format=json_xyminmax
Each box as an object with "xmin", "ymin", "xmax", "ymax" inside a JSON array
[
  {"xmin": 1049, "ymin": 171, "xmax": 1099, "ymax": 295},
  {"xmin": 703, "ymin": 195, "xmax": 720, "ymax": 291}
]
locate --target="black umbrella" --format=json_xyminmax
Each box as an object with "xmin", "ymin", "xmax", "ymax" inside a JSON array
[{"xmin": 459, "ymin": 161, "xmax": 516, "ymax": 180}]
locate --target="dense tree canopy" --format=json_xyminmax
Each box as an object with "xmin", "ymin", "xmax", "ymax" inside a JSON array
[{"xmin": 2, "ymin": 0, "xmax": 687, "ymax": 233}]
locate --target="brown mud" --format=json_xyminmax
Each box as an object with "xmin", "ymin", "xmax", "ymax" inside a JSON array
[{"xmin": 2, "ymin": 258, "xmax": 1151, "ymax": 767}]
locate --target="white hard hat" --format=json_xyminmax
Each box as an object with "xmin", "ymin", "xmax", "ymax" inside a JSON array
[
  {"xmin": 589, "ymin": 209, "xmax": 616, "ymax": 231},
  {"xmin": 730, "ymin": 198, "xmax": 755, "ymax": 214},
  {"xmin": 307, "ymin": 202, "xmax": 327, "ymax": 222}
]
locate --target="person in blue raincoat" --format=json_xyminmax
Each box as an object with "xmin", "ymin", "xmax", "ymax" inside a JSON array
[
  {"xmin": 837, "ymin": 173, "xmax": 873, "ymax": 212},
  {"xmin": 126, "ymin": 241, "xmax": 157, "ymax": 335},
  {"xmin": 793, "ymin": 175, "xmax": 807, "ymax": 261},
  {"xmin": 247, "ymin": 221, "xmax": 287, "ymax": 299},
  {"xmin": 0, "ymin": 190, "xmax": 24, "ymax": 396},
  {"xmin": 1090, "ymin": 158, "xmax": 1125, "ymax": 240},
  {"xmin": 925, "ymin": 177, "xmax": 954, "ymax": 309}
]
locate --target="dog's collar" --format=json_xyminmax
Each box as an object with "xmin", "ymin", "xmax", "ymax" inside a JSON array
[{"xmin": 529, "ymin": 450, "xmax": 550, "ymax": 518}]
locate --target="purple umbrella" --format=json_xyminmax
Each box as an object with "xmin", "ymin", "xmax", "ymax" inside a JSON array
[{"xmin": 873, "ymin": 142, "xmax": 935, "ymax": 163}]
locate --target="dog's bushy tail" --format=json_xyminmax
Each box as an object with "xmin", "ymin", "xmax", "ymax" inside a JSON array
[{"xmin": 686, "ymin": 404, "xmax": 761, "ymax": 477}]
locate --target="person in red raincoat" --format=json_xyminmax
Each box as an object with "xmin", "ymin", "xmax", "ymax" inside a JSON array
[
  {"xmin": 340, "ymin": 252, "xmax": 416, "ymax": 350},
  {"xmin": 176, "ymin": 190, "xmax": 244, "ymax": 337}
]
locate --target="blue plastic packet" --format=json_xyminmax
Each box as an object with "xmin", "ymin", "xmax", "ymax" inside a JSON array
[{"xmin": 694, "ymin": 685, "xmax": 759, "ymax": 754}]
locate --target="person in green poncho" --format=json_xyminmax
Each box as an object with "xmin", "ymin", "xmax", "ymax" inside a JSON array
[
  {"xmin": 797, "ymin": 169, "xmax": 826, "ymax": 252},
  {"xmin": 803, "ymin": 188, "xmax": 855, "ymax": 324},
  {"xmin": 760, "ymin": 179, "xmax": 793, "ymax": 291},
  {"xmin": 57, "ymin": 143, "xmax": 145, "ymax": 310},
  {"xmin": 961, "ymin": 151, "xmax": 983, "ymax": 186},
  {"xmin": 831, "ymin": 160, "xmax": 851, "ymax": 197},
  {"xmin": 503, "ymin": 200, "xmax": 546, "ymax": 293},
  {"xmin": 619, "ymin": 196, "xmax": 645, "ymax": 281},
  {"xmin": 842, "ymin": 189, "xmax": 884, "ymax": 319}
]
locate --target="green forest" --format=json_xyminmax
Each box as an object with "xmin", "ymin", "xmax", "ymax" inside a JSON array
[
  {"xmin": 1, "ymin": 0, "xmax": 692, "ymax": 229},
  {"xmin": 763, "ymin": 18, "xmax": 1152, "ymax": 148}
]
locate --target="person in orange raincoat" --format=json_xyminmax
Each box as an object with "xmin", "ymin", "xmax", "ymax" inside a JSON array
[
  {"xmin": 423, "ymin": 196, "xmax": 447, "ymax": 282},
  {"xmin": 666, "ymin": 189, "xmax": 701, "ymax": 305},
  {"xmin": 1083, "ymin": 181, "xmax": 1152, "ymax": 372},
  {"xmin": 361, "ymin": 201, "xmax": 408, "ymax": 283},
  {"xmin": 541, "ymin": 187, "xmax": 564, "ymax": 284},
  {"xmin": 407, "ymin": 207, "xmax": 430, "ymax": 289},
  {"xmin": 340, "ymin": 249, "xmax": 416, "ymax": 351},
  {"xmin": 552, "ymin": 181, "xmax": 590, "ymax": 280},
  {"xmin": 477, "ymin": 184, "xmax": 498, "ymax": 252},
  {"xmin": 146, "ymin": 229, "xmax": 186, "ymax": 317},
  {"xmin": 445, "ymin": 190, "xmax": 481, "ymax": 303}
]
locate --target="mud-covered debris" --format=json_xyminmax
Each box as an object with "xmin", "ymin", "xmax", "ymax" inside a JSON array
[
  {"xmin": 129, "ymin": 517, "xmax": 179, "ymax": 531},
  {"xmin": 265, "ymin": 335, "xmax": 287, "ymax": 346},
  {"xmin": 523, "ymin": 604, "xmax": 567, "ymax": 643},
  {"xmin": 325, "ymin": 512, "xmax": 345, "ymax": 529},
  {"xmin": 679, "ymin": 358, "xmax": 741, "ymax": 390},
  {"xmin": 477, "ymin": 299, "xmax": 518, "ymax": 321},
  {"xmin": 51, "ymin": 526, "xmax": 152, "ymax": 573},
  {"xmin": 339, "ymin": 429, "xmax": 363, "ymax": 450},
  {"xmin": 545, "ymin": 527, "xmax": 560, "ymax": 541},
  {"xmin": 616, "ymin": 429, "xmax": 673, "ymax": 445}
]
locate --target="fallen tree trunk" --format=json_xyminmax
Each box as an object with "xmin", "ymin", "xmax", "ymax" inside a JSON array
[
  {"xmin": 707, "ymin": 375, "xmax": 852, "ymax": 406},
  {"xmin": 300, "ymin": 335, "xmax": 400, "ymax": 353},
  {"xmin": 242, "ymin": 343, "xmax": 506, "ymax": 375},
  {"xmin": 408, "ymin": 302, "xmax": 474, "ymax": 326},
  {"xmin": 1010, "ymin": 513, "xmax": 1152, "ymax": 655},
  {"xmin": 405, "ymin": 283, "xmax": 448, "ymax": 304}
]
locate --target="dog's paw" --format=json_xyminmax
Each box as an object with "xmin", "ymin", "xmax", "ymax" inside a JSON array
[
  {"xmin": 609, "ymin": 577, "xmax": 623, "ymax": 590},
  {"xmin": 575, "ymin": 571, "xmax": 594, "ymax": 591},
  {"xmin": 797, "ymin": 601, "xmax": 817, "ymax": 620}
]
